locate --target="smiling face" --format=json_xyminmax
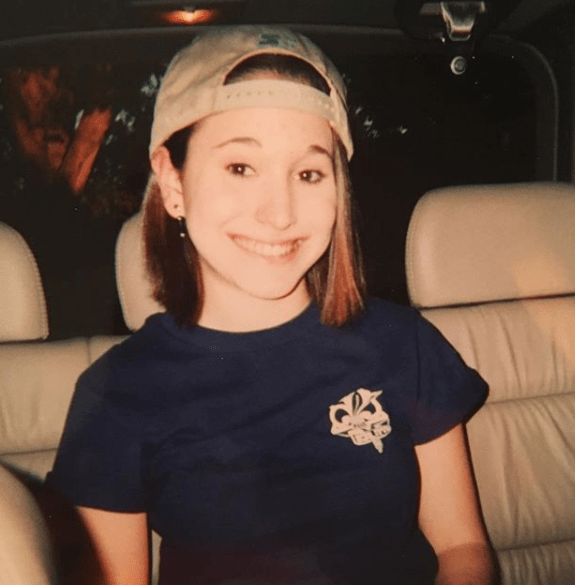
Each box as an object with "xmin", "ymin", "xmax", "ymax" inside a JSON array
[{"xmin": 154, "ymin": 106, "xmax": 337, "ymax": 331}]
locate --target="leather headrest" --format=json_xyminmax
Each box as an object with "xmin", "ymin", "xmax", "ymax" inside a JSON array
[
  {"xmin": 406, "ymin": 182, "xmax": 575, "ymax": 309},
  {"xmin": 115, "ymin": 211, "xmax": 164, "ymax": 332},
  {"xmin": 0, "ymin": 223, "xmax": 48, "ymax": 341}
]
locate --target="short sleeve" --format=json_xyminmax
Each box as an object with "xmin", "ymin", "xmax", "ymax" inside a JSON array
[
  {"xmin": 408, "ymin": 312, "xmax": 488, "ymax": 444},
  {"xmin": 46, "ymin": 358, "xmax": 146, "ymax": 512}
]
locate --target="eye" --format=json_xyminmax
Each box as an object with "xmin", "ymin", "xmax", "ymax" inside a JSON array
[
  {"xmin": 227, "ymin": 163, "xmax": 255, "ymax": 177},
  {"xmin": 299, "ymin": 170, "xmax": 325, "ymax": 184}
]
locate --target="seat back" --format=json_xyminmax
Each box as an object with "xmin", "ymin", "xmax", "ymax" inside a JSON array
[
  {"xmin": 0, "ymin": 221, "xmax": 122, "ymax": 479},
  {"xmin": 0, "ymin": 336, "xmax": 121, "ymax": 479},
  {"xmin": 0, "ymin": 222, "xmax": 48, "ymax": 342},
  {"xmin": 0, "ymin": 464, "xmax": 57, "ymax": 584},
  {"xmin": 405, "ymin": 182, "xmax": 575, "ymax": 585},
  {"xmin": 0, "ymin": 224, "xmax": 95, "ymax": 584},
  {"xmin": 116, "ymin": 210, "xmax": 164, "ymax": 331}
]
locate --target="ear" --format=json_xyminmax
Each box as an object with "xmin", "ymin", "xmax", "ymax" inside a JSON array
[{"xmin": 151, "ymin": 146, "xmax": 185, "ymax": 219}]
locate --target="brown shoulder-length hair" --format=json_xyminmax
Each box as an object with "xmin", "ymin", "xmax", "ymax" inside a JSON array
[{"xmin": 143, "ymin": 54, "xmax": 365, "ymax": 328}]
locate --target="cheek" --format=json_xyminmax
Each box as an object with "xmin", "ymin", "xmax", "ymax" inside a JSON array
[
  {"xmin": 184, "ymin": 178, "xmax": 242, "ymax": 230},
  {"xmin": 309, "ymin": 190, "xmax": 338, "ymax": 237}
]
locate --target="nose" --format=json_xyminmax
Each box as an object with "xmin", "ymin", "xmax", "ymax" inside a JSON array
[{"xmin": 255, "ymin": 178, "xmax": 296, "ymax": 230}]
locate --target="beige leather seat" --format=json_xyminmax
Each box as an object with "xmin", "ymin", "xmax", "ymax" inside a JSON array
[
  {"xmin": 0, "ymin": 223, "xmax": 56, "ymax": 584},
  {"xmin": 116, "ymin": 209, "xmax": 164, "ymax": 331},
  {"xmin": 0, "ymin": 465, "xmax": 58, "ymax": 585},
  {"xmin": 0, "ymin": 222, "xmax": 48, "ymax": 342},
  {"xmin": 406, "ymin": 182, "xmax": 575, "ymax": 585},
  {"xmin": 0, "ymin": 223, "xmax": 122, "ymax": 584}
]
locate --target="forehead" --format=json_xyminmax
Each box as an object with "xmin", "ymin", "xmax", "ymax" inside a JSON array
[{"xmin": 191, "ymin": 107, "xmax": 335, "ymax": 152}]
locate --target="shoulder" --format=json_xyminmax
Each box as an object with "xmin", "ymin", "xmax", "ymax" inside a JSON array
[
  {"xmin": 353, "ymin": 297, "xmax": 453, "ymax": 344},
  {"xmin": 347, "ymin": 297, "xmax": 478, "ymax": 375},
  {"xmin": 78, "ymin": 312, "xmax": 204, "ymax": 403},
  {"xmin": 348, "ymin": 296, "xmax": 421, "ymax": 344},
  {"xmin": 358, "ymin": 296, "xmax": 417, "ymax": 325}
]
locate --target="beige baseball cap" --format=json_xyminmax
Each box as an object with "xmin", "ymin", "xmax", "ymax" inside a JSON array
[{"xmin": 149, "ymin": 25, "xmax": 353, "ymax": 160}]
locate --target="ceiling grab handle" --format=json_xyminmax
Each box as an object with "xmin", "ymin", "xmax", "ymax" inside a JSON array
[
  {"xmin": 418, "ymin": 1, "xmax": 486, "ymax": 74},
  {"xmin": 439, "ymin": 2, "xmax": 486, "ymax": 42}
]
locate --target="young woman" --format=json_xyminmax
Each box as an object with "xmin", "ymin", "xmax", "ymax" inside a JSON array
[{"xmin": 48, "ymin": 25, "xmax": 497, "ymax": 585}]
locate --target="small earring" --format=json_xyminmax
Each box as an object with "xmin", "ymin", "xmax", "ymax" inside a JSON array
[{"xmin": 177, "ymin": 216, "xmax": 187, "ymax": 239}]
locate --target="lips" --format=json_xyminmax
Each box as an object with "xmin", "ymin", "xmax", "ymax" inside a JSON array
[{"xmin": 230, "ymin": 234, "xmax": 303, "ymax": 258}]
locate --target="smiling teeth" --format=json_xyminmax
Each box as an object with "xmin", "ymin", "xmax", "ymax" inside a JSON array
[{"xmin": 232, "ymin": 236, "xmax": 300, "ymax": 257}]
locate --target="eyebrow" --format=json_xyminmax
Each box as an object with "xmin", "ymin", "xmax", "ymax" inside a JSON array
[
  {"xmin": 308, "ymin": 144, "xmax": 333, "ymax": 159},
  {"xmin": 215, "ymin": 137, "xmax": 261, "ymax": 149},
  {"xmin": 216, "ymin": 138, "xmax": 333, "ymax": 159}
]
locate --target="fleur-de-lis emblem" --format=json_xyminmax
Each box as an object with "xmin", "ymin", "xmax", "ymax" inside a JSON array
[{"xmin": 329, "ymin": 388, "xmax": 392, "ymax": 453}]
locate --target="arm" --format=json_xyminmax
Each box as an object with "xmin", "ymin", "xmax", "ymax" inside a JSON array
[
  {"xmin": 415, "ymin": 424, "xmax": 498, "ymax": 585},
  {"xmin": 66, "ymin": 507, "xmax": 149, "ymax": 585}
]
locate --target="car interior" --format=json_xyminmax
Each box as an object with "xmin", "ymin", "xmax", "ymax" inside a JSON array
[{"xmin": 1, "ymin": 1, "xmax": 574, "ymax": 584}]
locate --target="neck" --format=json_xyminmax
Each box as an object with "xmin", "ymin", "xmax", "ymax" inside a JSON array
[{"xmin": 197, "ymin": 283, "xmax": 311, "ymax": 333}]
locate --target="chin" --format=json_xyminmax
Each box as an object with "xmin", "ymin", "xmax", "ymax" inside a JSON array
[{"xmin": 237, "ymin": 274, "xmax": 308, "ymax": 303}]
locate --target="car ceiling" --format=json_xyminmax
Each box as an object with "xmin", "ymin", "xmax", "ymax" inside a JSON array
[{"xmin": 1, "ymin": 0, "xmax": 572, "ymax": 42}]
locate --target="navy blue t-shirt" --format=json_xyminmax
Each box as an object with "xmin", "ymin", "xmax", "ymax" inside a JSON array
[{"xmin": 48, "ymin": 298, "xmax": 487, "ymax": 585}]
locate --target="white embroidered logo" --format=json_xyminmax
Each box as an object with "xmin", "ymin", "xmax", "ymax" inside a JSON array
[
  {"xmin": 329, "ymin": 389, "xmax": 392, "ymax": 453},
  {"xmin": 257, "ymin": 33, "xmax": 297, "ymax": 50}
]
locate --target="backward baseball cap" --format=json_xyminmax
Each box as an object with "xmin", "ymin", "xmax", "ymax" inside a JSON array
[{"xmin": 149, "ymin": 25, "xmax": 353, "ymax": 160}]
